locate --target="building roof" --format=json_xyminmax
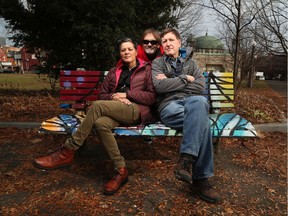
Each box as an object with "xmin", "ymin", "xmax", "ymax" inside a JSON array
[{"xmin": 195, "ymin": 33, "xmax": 224, "ymax": 50}]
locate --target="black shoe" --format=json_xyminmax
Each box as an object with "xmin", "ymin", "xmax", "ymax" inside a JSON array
[
  {"xmin": 191, "ymin": 178, "xmax": 221, "ymax": 203},
  {"xmin": 174, "ymin": 157, "xmax": 193, "ymax": 184}
]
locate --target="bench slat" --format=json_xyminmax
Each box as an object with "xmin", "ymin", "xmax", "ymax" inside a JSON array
[
  {"xmin": 61, "ymin": 70, "xmax": 107, "ymax": 76},
  {"xmin": 60, "ymin": 77, "xmax": 103, "ymax": 82},
  {"xmin": 209, "ymin": 89, "xmax": 234, "ymax": 95},
  {"xmin": 210, "ymin": 95, "xmax": 234, "ymax": 100},
  {"xmin": 60, "ymin": 95, "xmax": 98, "ymax": 101},
  {"xmin": 209, "ymin": 84, "xmax": 233, "ymax": 89},
  {"xmin": 211, "ymin": 102, "xmax": 234, "ymax": 108},
  {"xmin": 60, "ymin": 89, "xmax": 101, "ymax": 95},
  {"xmin": 211, "ymin": 72, "xmax": 233, "ymax": 77},
  {"xmin": 60, "ymin": 83, "xmax": 102, "ymax": 88}
]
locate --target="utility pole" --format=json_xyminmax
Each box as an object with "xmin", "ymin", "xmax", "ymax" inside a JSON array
[{"xmin": 248, "ymin": 40, "xmax": 256, "ymax": 88}]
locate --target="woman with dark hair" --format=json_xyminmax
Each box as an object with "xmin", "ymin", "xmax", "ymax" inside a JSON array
[{"xmin": 33, "ymin": 37, "xmax": 157, "ymax": 195}]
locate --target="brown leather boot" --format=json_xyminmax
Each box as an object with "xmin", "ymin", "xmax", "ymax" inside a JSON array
[
  {"xmin": 174, "ymin": 153, "xmax": 195, "ymax": 184},
  {"xmin": 33, "ymin": 146, "xmax": 75, "ymax": 170},
  {"xmin": 104, "ymin": 167, "xmax": 128, "ymax": 195},
  {"xmin": 191, "ymin": 178, "xmax": 221, "ymax": 203}
]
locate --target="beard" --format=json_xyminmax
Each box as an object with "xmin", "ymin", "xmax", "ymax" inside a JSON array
[{"xmin": 144, "ymin": 47, "xmax": 157, "ymax": 55}]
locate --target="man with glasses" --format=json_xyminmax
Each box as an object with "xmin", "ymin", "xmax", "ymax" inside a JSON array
[
  {"xmin": 152, "ymin": 28, "xmax": 221, "ymax": 203},
  {"xmin": 137, "ymin": 28, "xmax": 163, "ymax": 63}
]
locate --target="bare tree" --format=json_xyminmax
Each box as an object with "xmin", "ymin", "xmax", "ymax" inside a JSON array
[
  {"xmin": 201, "ymin": 0, "xmax": 265, "ymax": 87},
  {"xmin": 172, "ymin": 0, "xmax": 203, "ymax": 42},
  {"xmin": 251, "ymin": 0, "xmax": 287, "ymax": 55}
]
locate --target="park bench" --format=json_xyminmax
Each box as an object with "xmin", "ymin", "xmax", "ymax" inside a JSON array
[{"xmin": 38, "ymin": 70, "xmax": 257, "ymax": 141}]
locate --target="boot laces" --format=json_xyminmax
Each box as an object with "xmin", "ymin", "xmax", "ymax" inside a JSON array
[
  {"xmin": 112, "ymin": 173, "xmax": 122, "ymax": 183},
  {"xmin": 200, "ymin": 179, "xmax": 212, "ymax": 190},
  {"xmin": 181, "ymin": 159, "xmax": 191, "ymax": 171}
]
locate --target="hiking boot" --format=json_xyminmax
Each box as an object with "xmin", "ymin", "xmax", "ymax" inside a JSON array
[
  {"xmin": 174, "ymin": 155, "xmax": 193, "ymax": 184},
  {"xmin": 190, "ymin": 178, "xmax": 221, "ymax": 203},
  {"xmin": 33, "ymin": 146, "xmax": 75, "ymax": 170},
  {"xmin": 104, "ymin": 167, "xmax": 128, "ymax": 195}
]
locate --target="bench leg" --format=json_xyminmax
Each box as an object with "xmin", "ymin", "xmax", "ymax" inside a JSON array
[
  {"xmin": 213, "ymin": 137, "xmax": 221, "ymax": 154},
  {"xmin": 143, "ymin": 136, "xmax": 153, "ymax": 144}
]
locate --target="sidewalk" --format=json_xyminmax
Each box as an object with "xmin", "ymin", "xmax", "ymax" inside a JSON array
[
  {"xmin": 0, "ymin": 120, "xmax": 287, "ymax": 133},
  {"xmin": 254, "ymin": 120, "xmax": 287, "ymax": 133}
]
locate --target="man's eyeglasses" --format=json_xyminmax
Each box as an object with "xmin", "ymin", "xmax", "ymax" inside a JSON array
[{"xmin": 143, "ymin": 40, "xmax": 158, "ymax": 45}]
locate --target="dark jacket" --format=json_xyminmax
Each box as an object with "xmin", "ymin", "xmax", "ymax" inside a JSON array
[
  {"xmin": 99, "ymin": 58, "xmax": 157, "ymax": 124},
  {"xmin": 152, "ymin": 55, "xmax": 205, "ymax": 113}
]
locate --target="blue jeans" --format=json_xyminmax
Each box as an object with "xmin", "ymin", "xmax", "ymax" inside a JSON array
[{"xmin": 160, "ymin": 96, "xmax": 214, "ymax": 179}]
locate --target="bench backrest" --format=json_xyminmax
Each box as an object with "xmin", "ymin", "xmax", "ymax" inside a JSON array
[{"xmin": 59, "ymin": 70, "xmax": 234, "ymax": 113}]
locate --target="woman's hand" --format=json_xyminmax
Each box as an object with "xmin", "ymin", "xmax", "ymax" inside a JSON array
[
  {"xmin": 111, "ymin": 92, "xmax": 127, "ymax": 100},
  {"xmin": 111, "ymin": 93, "xmax": 131, "ymax": 105},
  {"xmin": 118, "ymin": 98, "xmax": 132, "ymax": 105}
]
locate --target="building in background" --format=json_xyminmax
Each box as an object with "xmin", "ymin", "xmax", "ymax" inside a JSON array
[
  {"xmin": 0, "ymin": 45, "xmax": 21, "ymax": 72},
  {"xmin": 187, "ymin": 33, "xmax": 233, "ymax": 72},
  {"xmin": 20, "ymin": 47, "xmax": 40, "ymax": 72}
]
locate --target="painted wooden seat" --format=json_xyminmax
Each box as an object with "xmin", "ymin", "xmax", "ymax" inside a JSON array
[{"xmin": 38, "ymin": 70, "xmax": 257, "ymax": 138}]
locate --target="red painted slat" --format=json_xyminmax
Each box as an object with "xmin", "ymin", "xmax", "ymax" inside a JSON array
[
  {"xmin": 60, "ymin": 83, "xmax": 101, "ymax": 88},
  {"xmin": 60, "ymin": 95, "xmax": 98, "ymax": 101},
  {"xmin": 60, "ymin": 77, "xmax": 102, "ymax": 82},
  {"xmin": 60, "ymin": 70, "xmax": 106, "ymax": 76},
  {"xmin": 60, "ymin": 89, "xmax": 101, "ymax": 95}
]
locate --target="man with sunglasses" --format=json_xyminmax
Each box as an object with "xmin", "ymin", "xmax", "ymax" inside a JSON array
[
  {"xmin": 152, "ymin": 28, "xmax": 221, "ymax": 203},
  {"xmin": 137, "ymin": 28, "xmax": 164, "ymax": 63}
]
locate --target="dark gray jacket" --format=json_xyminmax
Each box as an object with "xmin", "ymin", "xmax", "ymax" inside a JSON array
[{"xmin": 152, "ymin": 55, "xmax": 205, "ymax": 113}]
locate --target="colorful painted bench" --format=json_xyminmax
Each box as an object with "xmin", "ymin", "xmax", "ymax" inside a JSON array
[{"xmin": 38, "ymin": 70, "xmax": 257, "ymax": 139}]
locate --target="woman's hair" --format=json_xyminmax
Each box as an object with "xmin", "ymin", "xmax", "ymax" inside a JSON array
[
  {"xmin": 160, "ymin": 28, "xmax": 181, "ymax": 40},
  {"xmin": 140, "ymin": 28, "xmax": 161, "ymax": 44},
  {"xmin": 116, "ymin": 37, "xmax": 137, "ymax": 52}
]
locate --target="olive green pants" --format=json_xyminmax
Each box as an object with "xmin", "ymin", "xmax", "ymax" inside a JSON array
[{"xmin": 64, "ymin": 100, "xmax": 141, "ymax": 169}]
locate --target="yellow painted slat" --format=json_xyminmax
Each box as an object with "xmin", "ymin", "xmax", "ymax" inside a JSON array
[
  {"xmin": 209, "ymin": 84, "xmax": 233, "ymax": 89},
  {"xmin": 210, "ymin": 89, "xmax": 234, "ymax": 95}
]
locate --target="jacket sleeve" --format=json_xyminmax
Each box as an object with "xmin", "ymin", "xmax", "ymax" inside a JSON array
[
  {"xmin": 152, "ymin": 57, "xmax": 189, "ymax": 94},
  {"xmin": 98, "ymin": 68, "xmax": 116, "ymax": 100},
  {"xmin": 126, "ymin": 64, "xmax": 157, "ymax": 106},
  {"xmin": 180, "ymin": 59, "xmax": 205, "ymax": 94}
]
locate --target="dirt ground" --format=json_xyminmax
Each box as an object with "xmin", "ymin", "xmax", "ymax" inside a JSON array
[{"xmin": 0, "ymin": 86, "xmax": 287, "ymax": 215}]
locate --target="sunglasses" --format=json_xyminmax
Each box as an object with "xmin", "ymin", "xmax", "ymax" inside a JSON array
[{"xmin": 143, "ymin": 40, "xmax": 158, "ymax": 45}]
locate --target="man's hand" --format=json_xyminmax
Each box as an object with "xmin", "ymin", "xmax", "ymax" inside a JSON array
[
  {"xmin": 186, "ymin": 75, "xmax": 195, "ymax": 83},
  {"xmin": 156, "ymin": 74, "xmax": 167, "ymax": 80}
]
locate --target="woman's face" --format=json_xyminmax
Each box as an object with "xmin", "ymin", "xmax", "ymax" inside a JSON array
[{"xmin": 120, "ymin": 41, "xmax": 137, "ymax": 64}]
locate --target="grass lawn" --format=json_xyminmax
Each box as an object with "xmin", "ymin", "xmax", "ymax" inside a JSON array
[{"xmin": 0, "ymin": 73, "xmax": 54, "ymax": 90}]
